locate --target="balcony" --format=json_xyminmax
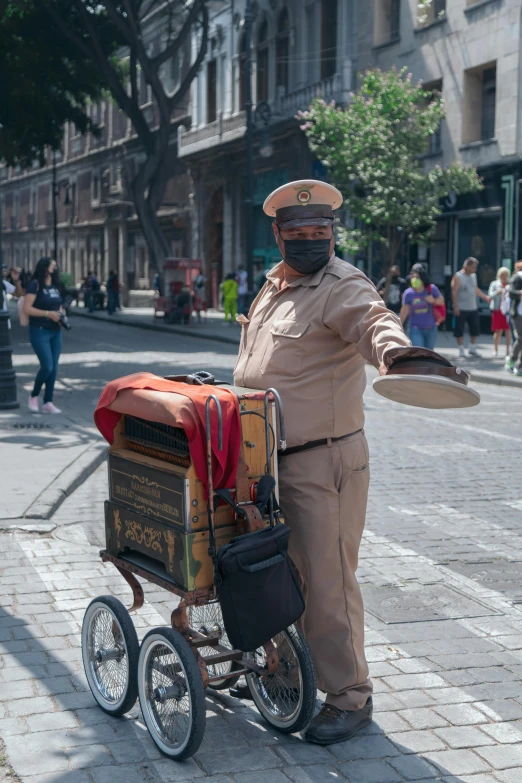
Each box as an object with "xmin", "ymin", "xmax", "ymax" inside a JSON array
[
  {"xmin": 277, "ymin": 72, "xmax": 346, "ymax": 114},
  {"xmin": 179, "ymin": 111, "xmax": 247, "ymax": 158},
  {"xmin": 178, "ymin": 71, "xmax": 349, "ymax": 159}
]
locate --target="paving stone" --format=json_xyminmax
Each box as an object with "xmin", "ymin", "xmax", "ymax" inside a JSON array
[
  {"xmin": 283, "ymin": 765, "xmax": 348, "ymax": 783},
  {"xmin": 388, "ymin": 754, "xmax": 440, "ymax": 780},
  {"xmin": 66, "ymin": 743, "xmax": 111, "ymax": 769},
  {"xmin": 23, "ymin": 772, "xmax": 91, "ymax": 783},
  {"xmin": 34, "ymin": 675, "xmax": 77, "ymax": 695},
  {"xmin": 234, "ymin": 771, "xmax": 289, "ymax": 783},
  {"xmin": 476, "ymin": 699, "xmax": 522, "ymax": 722},
  {"xmin": 0, "ymin": 679, "xmax": 35, "ymax": 699},
  {"xmin": 328, "ymin": 734, "xmax": 401, "ymax": 761},
  {"xmin": 391, "ymin": 658, "xmax": 440, "ymax": 674},
  {"xmin": 339, "ymin": 759, "xmax": 403, "ymax": 782},
  {"xmin": 26, "ymin": 711, "xmax": 79, "ymax": 732},
  {"xmin": 426, "ymin": 653, "xmax": 501, "ymax": 670},
  {"xmin": 421, "ymin": 749, "xmax": 490, "ymax": 775},
  {"xmin": 370, "ymin": 711, "xmax": 410, "ymax": 733},
  {"xmin": 433, "ymin": 704, "xmax": 489, "ymax": 726},
  {"xmin": 275, "ymin": 742, "xmax": 332, "ymax": 766},
  {"xmin": 108, "ymin": 739, "xmax": 162, "ymax": 763},
  {"xmin": 434, "ymin": 726, "xmax": 495, "ymax": 749},
  {"xmin": 91, "ymin": 765, "xmax": 149, "ymax": 783},
  {"xmin": 396, "ymin": 692, "xmax": 436, "ymax": 709},
  {"xmin": 8, "ymin": 695, "xmax": 57, "ymax": 716},
  {"xmin": 474, "ymin": 743, "xmax": 522, "ymax": 769},
  {"xmin": 399, "ymin": 708, "xmax": 450, "ymax": 730},
  {"xmin": 3, "ymin": 745, "xmax": 69, "ymax": 776},
  {"xmin": 479, "ymin": 721, "xmax": 522, "ymax": 743},
  {"xmin": 388, "ymin": 730, "xmax": 446, "ymax": 754},
  {"xmin": 382, "ymin": 674, "xmax": 448, "ymax": 691},
  {"xmin": 196, "ymin": 747, "xmax": 282, "ymax": 775},
  {"xmin": 0, "ymin": 717, "xmax": 27, "ymax": 736},
  {"xmin": 150, "ymin": 757, "xmax": 206, "ymax": 781},
  {"xmin": 495, "ymin": 769, "xmax": 522, "ymax": 783}
]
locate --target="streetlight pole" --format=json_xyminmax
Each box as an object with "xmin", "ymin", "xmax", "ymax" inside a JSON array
[
  {"xmin": 52, "ymin": 149, "xmax": 58, "ymax": 261},
  {"xmin": 244, "ymin": 0, "xmax": 254, "ymax": 294}
]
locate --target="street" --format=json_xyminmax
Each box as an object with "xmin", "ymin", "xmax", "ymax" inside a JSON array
[{"xmin": 2, "ymin": 315, "xmax": 522, "ymax": 783}]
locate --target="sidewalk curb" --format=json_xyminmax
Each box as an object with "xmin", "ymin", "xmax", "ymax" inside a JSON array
[
  {"xmin": 23, "ymin": 442, "xmax": 107, "ymax": 520},
  {"xmin": 0, "ymin": 521, "xmax": 56, "ymax": 533},
  {"xmin": 72, "ymin": 309, "xmax": 522, "ymax": 391},
  {"xmin": 72, "ymin": 308, "xmax": 241, "ymax": 346}
]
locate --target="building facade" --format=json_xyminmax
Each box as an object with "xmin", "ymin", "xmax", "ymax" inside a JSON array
[
  {"xmin": 2, "ymin": 0, "xmax": 521, "ymax": 299},
  {"xmin": 178, "ymin": 0, "xmax": 356, "ymax": 302},
  {"xmin": 359, "ymin": 0, "xmax": 522, "ymax": 290}
]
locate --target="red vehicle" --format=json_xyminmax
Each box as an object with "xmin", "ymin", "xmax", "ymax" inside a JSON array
[{"xmin": 154, "ymin": 258, "xmax": 207, "ymax": 323}]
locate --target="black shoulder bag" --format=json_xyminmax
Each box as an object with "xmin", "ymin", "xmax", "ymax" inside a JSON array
[{"xmin": 209, "ymin": 477, "xmax": 305, "ymax": 653}]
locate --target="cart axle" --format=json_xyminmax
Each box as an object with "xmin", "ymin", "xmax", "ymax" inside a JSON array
[
  {"xmin": 95, "ymin": 646, "xmax": 124, "ymax": 663},
  {"xmin": 153, "ymin": 682, "xmax": 186, "ymax": 703}
]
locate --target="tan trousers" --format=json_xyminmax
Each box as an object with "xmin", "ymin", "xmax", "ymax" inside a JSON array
[{"xmin": 278, "ymin": 431, "xmax": 372, "ymax": 711}]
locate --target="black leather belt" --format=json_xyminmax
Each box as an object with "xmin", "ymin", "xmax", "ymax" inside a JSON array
[{"xmin": 278, "ymin": 429, "xmax": 363, "ymax": 457}]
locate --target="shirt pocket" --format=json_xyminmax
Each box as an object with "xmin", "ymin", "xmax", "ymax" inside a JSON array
[{"xmin": 260, "ymin": 319, "xmax": 310, "ymax": 375}]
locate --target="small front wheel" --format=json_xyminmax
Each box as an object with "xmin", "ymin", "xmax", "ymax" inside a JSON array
[
  {"xmin": 82, "ymin": 595, "xmax": 139, "ymax": 716},
  {"xmin": 138, "ymin": 627, "xmax": 206, "ymax": 760},
  {"xmin": 246, "ymin": 625, "xmax": 317, "ymax": 734}
]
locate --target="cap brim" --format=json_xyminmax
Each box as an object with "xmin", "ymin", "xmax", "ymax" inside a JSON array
[
  {"xmin": 372, "ymin": 374, "xmax": 480, "ymax": 409},
  {"xmin": 277, "ymin": 217, "xmax": 334, "ymax": 230}
]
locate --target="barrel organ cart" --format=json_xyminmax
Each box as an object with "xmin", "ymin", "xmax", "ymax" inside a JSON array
[{"xmin": 81, "ymin": 374, "xmax": 316, "ymax": 760}]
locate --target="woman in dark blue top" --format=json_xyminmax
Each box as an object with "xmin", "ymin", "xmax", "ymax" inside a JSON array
[{"xmin": 23, "ymin": 258, "xmax": 64, "ymax": 414}]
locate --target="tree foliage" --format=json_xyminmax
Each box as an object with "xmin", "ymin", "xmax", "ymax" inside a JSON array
[
  {"xmin": 1, "ymin": 0, "xmax": 209, "ymax": 269},
  {"xmin": 298, "ymin": 68, "xmax": 483, "ymax": 266},
  {"xmin": 0, "ymin": 0, "xmax": 114, "ymax": 165}
]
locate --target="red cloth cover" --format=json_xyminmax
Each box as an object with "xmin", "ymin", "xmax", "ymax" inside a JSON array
[{"xmin": 94, "ymin": 373, "xmax": 241, "ymax": 497}]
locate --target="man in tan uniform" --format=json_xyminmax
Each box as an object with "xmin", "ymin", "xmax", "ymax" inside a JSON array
[{"xmin": 234, "ymin": 179, "xmax": 412, "ymax": 744}]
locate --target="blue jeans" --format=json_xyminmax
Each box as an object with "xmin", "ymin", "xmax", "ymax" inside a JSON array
[
  {"xmin": 30, "ymin": 326, "xmax": 62, "ymax": 403},
  {"xmin": 410, "ymin": 324, "xmax": 438, "ymax": 350}
]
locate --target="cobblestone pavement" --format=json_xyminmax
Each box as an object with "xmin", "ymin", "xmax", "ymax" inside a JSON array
[{"xmin": 2, "ymin": 319, "xmax": 522, "ymax": 782}]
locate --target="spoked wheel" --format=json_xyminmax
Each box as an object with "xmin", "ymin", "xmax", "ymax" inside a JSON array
[
  {"xmin": 138, "ymin": 627, "xmax": 206, "ymax": 760},
  {"xmin": 246, "ymin": 625, "xmax": 316, "ymax": 734},
  {"xmin": 82, "ymin": 596, "xmax": 139, "ymax": 716},
  {"xmin": 188, "ymin": 601, "xmax": 240, "ymax": 691}
]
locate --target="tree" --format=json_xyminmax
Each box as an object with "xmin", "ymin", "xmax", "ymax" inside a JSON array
[
  {"xmin": 2, "ymin": 0, "xmax": 209, "ymax": 269},
  {"xmin": 297, "ymin": 67, "xmax": 483, "ymax": 271}
]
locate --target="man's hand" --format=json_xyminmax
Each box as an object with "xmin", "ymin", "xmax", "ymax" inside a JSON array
[
  {"xmin": 47, "ymin": 311, "xmax": 61, "ymax": 323},
  {"xmin": 425, "ymin": 295, "xmax": 435, "ymax": 304},
  {"xmin": 9, "ymin": 268, "xmax": 19, "ymax": 281},
  {"xmin": 454, "ymin": 307, "xmax": 460, "ymax": 317}
]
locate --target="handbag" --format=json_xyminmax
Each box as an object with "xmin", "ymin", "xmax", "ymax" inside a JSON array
[
  {"xmin": 428, "ymin": 285, "xmax": 446, "ymax": 326},
  {"xmin": 211, "ymin": 485, "xmax": 305, "ymax": 652}
]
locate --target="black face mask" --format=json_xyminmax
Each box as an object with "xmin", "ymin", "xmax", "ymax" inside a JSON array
[{"xmin": 282, "ymin": 239, "xmax": 331, "ymax": 275}]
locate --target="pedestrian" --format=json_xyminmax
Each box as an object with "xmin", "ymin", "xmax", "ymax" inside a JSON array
[
  {"xmin": 505, "ymin": 260, "xmax": 522, "ymax": 376},
  {"xmin": 1, "ymin": 264, "xmax": 23, "ymax": 328},
  {"xmin": 106, "ymin": 269, "xmax": 120, "ymax": 315},
  {"xmin": 451, "ymin": 257, "xmax": 491, "ymax": 358},
  {"xmin": 236, "ymin": 266, "xmax": 248, "ymax": 314},
  {"xmin": 85, "ymin": 270, "xmax": 100, "ymax": 312},
  {"xmin": 377, "ymin": 264, "xmax": 407, "ymax": 315},
  {"xmin": 23, "ymin": 257, "xmax": 64, "ymax": 414},
  {"xmin": 488, "ymin": 267, "xmax": 511, "ymax": 358},
  {"xmin": 152, "ymin": 271, "xmax": 160, "ymax": 295},
  {"xmin": 222, "ymin": 272, "xmax": 238, "ymax": 324},
  {"xmin": 234, "ymin": 179, "xmax": 421, "ymax": 745},
  {"xmin": 400, "ymin": 267, "xmax": 444, "ymax": 349}
]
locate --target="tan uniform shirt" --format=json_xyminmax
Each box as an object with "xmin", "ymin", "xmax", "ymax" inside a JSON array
[{"xmin": 233, "ymin": 256, "xmax": 411, "ymax": 447}]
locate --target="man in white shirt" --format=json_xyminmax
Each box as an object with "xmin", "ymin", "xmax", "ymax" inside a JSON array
[
  {"xmin": 1, "ymin": 265, "xmax": 23, "ymax": 327},
  {"xmin": 236, "ymin": 266, "xmax": 248, "ymax": 314}
]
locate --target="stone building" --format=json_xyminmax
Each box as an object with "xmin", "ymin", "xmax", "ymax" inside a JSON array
[
  {"xmin": 178, "ymin": 0, "xmax": 356, "ymax": 302},
  {"xmin": 358, "ymin": 0, "xmax": 522, "ymax": 292}
]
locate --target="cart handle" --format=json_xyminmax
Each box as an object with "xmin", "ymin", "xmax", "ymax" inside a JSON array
[{"xmin": 264, "ymin": 388, "xmax": 286, "ymax": 452}]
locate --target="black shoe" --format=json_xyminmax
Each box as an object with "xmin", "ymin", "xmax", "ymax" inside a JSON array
[
  {"xmin": 229, "ymin": 683, "xmax": 253, "ymax": 700},
  {"xmin": 304, "ymin": 697, "xmax": 373, "ymax": 745}
]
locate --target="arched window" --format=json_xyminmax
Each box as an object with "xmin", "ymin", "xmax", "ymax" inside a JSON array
[
  {"xmin": 256, "ymin": 19, "xmax": 269, "ymax": 103},
  {"xmin": 276, "ymin": 9, "xmax": 290, "ymax": 95}
]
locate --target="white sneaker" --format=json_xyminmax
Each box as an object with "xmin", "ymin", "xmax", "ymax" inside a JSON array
[
  {"xmin": 28, "ymin": 396, "xmax": 39, "ymax": 413},
  {"xmin": 42, "ymin": 402, "xmax": 62, "ymax": 414},
  {"xmin": 459, "ymin": 346, "xmax": 466, "ymax": 358},
  {"xmin": 468, "ymin": 346, "xmax": 481, "ymax": 357}
]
